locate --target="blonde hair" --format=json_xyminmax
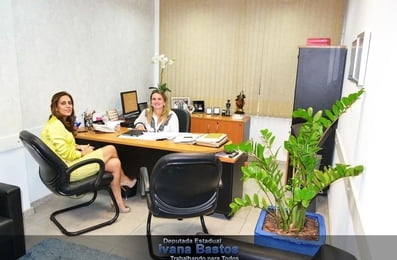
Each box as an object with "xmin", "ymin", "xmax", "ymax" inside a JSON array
[{"xmin": 147, "ymin": 89, "xmax": 170, "ymax": 123}]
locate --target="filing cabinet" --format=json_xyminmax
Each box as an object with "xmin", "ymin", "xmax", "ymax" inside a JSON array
[{"xmin": 191, "ymin": 114, "xmax": 250, "ymax": 143}]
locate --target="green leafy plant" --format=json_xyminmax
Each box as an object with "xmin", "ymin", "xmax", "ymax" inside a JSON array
[
  {"xmin": 150, "ymin": 54, "xmax": 174, "ymax": 93},
  {"xmin": 225, "ymin": 89, "xmax": 365, "ymax": 233}
]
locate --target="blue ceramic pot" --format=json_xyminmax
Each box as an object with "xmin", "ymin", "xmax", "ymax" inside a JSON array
[{"xmin": 254, "ymin": 209, "xmax": 326, "ymax": 256}]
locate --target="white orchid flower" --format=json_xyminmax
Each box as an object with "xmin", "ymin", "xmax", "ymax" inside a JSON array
[{"xmin": 151, "ymin": 54, "xmax": 174, "ymax": 93}]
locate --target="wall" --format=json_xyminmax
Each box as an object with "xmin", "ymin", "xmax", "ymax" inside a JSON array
[
  {"xmin": 249, "ymin": 116, "xmax": 291, "ymax": 162},
  {"xmin": 328, "ymin": 0, "xmax": 397, "ymax": 259},
  {"xmin": 0, "ymin": 0, "xmax": 155, "ymax": 210}
]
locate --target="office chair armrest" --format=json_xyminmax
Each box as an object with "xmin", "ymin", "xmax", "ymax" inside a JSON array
[
  {"xmin": 139, "ymin": 167, "xmax": 150, "ymax": 197},
  {"xmin": 219, "ymin": 178, "xmax": 223, "ymax": 189},
  {"xmin": 66, "ymin": 158, "xmax": 106, "ymax": 188}
]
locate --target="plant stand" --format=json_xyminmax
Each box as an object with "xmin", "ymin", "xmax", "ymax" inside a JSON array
[{"xmin": 254, "ymin": 209, "xmax": 326, "ymax": 256}]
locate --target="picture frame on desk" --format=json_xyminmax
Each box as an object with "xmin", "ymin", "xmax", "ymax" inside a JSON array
[
  {"xmin": 193, "ymin": 100, "xmax": 205, "ymax": 113},
  {"xmin": 213, "ymin": 107, "xmax": 221, "ymax": 115},
  {"xmin": 206, "ymin": 107, "xmax": 212, "ymax": 115},
  {"xmin": 171, "ymin": 97, "xmax": 190, "ymax": 110}
]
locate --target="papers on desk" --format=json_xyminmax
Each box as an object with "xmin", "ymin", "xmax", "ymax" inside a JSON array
[
  {"xmin": 92, "ymin": 120, "xmax": 123, "ymax": 133},
  {"xmin": 170, "ymin": 133, "xmax": 204, "ymax": 144},
  {"xmin": 195, "ymin": 133, "xmax": 229, "ymax": 147},
  {"xmin": 119, "ymin": 131, "xmax": 177, "ymax": 141},
  {"xmin": 118, "ymin": 131, "xmax": 227, "ymax": 147}
]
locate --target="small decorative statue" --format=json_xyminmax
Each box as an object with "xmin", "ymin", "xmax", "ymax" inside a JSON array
[
  {"xmin": 225, "ymin": 99, "xmax": 231, "ymax": 116},
  {"xmin": 235, "ymin": 91, "xmax": 246, "ymax": 114}
]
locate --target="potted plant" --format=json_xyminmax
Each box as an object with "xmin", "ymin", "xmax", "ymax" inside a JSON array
[{"xmin": 224, "ymin": 89, "xmax": 365, "ymax": 256}]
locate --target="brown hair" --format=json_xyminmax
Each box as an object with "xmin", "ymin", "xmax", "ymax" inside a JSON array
[
  {"xmin": 147, "ymin": 89, "xmax": 170, "ymax": 123},
  {"xmin": 50, "ymin": 91, "xmax": 76, "ymax": 133}
]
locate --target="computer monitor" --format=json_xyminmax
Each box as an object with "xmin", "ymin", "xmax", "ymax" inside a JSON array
[{"xmin": 120, "ymin": 90, "xmax": 139, "ymax": 118}]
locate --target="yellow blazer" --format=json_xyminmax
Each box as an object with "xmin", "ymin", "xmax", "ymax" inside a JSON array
[
  {"xmin": 41, "ymin": 115, "xmax": 82, "ymax": 162},
  {"xmin": 41, "ymin": 115, "xmax": 102, "ymax": 182}
]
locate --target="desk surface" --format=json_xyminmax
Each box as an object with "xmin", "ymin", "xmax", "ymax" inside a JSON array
[{"xmin": 76, "ymin": 128, "xmax": 238, "ymax": 163}]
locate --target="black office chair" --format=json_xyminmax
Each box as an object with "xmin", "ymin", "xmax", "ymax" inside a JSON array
[
  {"xmin": 140, "ymin": 153, "xmax": 222, "ymax": 259},
  {"xmin": 172, "ymin": 108, "xmax": 191, "ymax": 132},
  {"xmin": 19, "ymin": 130, "xmax": 119, "ymax": 236}
]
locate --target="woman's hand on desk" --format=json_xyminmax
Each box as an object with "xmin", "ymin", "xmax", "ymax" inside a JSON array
[{"xmin": 135, "ymin": 125, "xmax": 146, "ymax": 131}]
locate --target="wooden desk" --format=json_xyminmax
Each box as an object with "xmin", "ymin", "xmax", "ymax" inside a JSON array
[{"xmin": 76, "ymin": 128, "xmax": 246, "ymax": 217}]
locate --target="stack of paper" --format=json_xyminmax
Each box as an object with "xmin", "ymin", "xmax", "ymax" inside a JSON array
[
  {"xmin": 195, "ymin": 133, "xmax": 229, "ymax": 148},
  {"xmin": 92, "ymin": 120, "xmax": 123, "ymax": 133},
  {"xmin": 171, "ymin": 133, "xmax": 204, "ymax": 144},
  {"xmin": 119, "ymin": 132, "xmax": 176, "ymax": 140},
  {"xmin": 93, "ymin": 124, "xmax": 116, "ymax": 133}
]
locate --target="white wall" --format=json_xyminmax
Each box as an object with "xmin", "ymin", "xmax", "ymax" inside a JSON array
[
  {"xmin": 249, "ymin": 116, "xmax": 291, "ymax": 162},
  {"xmin": 328, "ymin": 0, "xmax": 397, "ymax": 258},
  {"xmin": 0, "ymin": 0, "xmax": 155, "ymax": 210}
]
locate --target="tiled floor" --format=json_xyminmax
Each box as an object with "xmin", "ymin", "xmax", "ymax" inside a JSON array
[{"xmin": 22, "ymin": 174, "xmax": 329, "ymax": 259}]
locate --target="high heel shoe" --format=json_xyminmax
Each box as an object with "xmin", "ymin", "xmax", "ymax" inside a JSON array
[
  {"xmin": 121, "ymin": 178, "xmax": 137, "ymax": 189},
  {"xmin": 110, "ymin": 201, "xmax": 131, "ymax": 213},
  {"xmin": 121, "ymin": 186, "xmax": 128, "ymax": 201}
]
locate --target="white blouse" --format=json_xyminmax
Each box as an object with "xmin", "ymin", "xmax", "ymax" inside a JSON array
[{"xmin": 134, "ymin": 109, "xmax": 179, "ymax": 132}]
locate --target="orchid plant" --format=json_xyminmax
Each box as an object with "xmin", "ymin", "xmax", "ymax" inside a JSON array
[{"xmin": 150, "ymin": 54, "xmax": 174, "ymax": 93}]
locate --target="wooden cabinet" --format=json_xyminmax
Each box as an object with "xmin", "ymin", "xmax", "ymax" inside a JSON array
[
  {"xmin": 288, "ymin": 46, "xmax": 347, "ymax": 183},
  {"xmin": 191, "ymin": 114, "xmax": 250, "ymax": 143}
]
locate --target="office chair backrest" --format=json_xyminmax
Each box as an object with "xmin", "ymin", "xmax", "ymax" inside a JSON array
[
  {"xmin": 20, "ymin": 130, "xmax": 118, "ymax": 236},
  {"xmin": 19, "ymin": 130, "xmax": 69, "ymax": 194},
  {"xmin": 148, "ymin": 153, "xmax": 222, "ymax": 218},
  {"xmin": 171, "ymin": 108, "xmax": 191, "ymax": 132}
]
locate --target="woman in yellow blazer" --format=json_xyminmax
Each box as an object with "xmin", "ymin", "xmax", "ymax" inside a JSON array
[{"xmin": 41, "ymin": 91, "xmax": 135, "ymax": 213}]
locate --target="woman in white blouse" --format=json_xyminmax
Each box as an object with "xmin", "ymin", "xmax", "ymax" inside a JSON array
[{"xmin": 134, "ymin": 89, "xmax": 179, "ymax": 132}]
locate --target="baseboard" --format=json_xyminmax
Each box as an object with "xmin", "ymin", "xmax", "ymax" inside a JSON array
[{"xmin": 23, "ymin": 193, "xmax": 54, "ymax": 217}]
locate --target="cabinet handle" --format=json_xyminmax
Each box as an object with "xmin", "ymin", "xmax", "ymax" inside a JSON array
[{"xmin": 216, "ymin": 121, "xmax": 219, "ymax": 132}]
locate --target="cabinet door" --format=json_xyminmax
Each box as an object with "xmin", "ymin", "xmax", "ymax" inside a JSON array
[
  {"xmin": 217, "ymin": 121, "xmax": 244, "ymax": 143},
  {"xmin": 191, "ymin": 118, "xmax": 209, "ymax": 133},
  {"xmin": 293, "ymin": 47, "xmax": 346, "ymax": 124},
  {"xmin": 191, "ymin": 118, "xmax": 222, "ymax": 133},
  {"xmin": 191, "ymin": 116, "xmax": 248, "ymax": 143},
  {"xmin": 290, "ymin": 47, "xmax": 347, "ymax": 180}
]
